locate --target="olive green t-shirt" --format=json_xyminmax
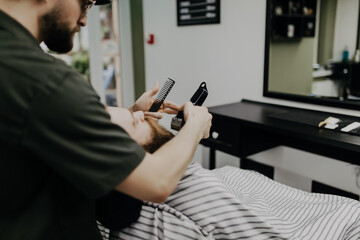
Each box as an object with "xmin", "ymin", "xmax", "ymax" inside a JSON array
[{"xmin": 0, "ymin": 10, "xmax": 145, "ymax": 239}]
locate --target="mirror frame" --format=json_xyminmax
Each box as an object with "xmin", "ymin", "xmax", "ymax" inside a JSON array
[{"xmin": 263, "ymin": 0, "xmax": 360, "ymax": 110}]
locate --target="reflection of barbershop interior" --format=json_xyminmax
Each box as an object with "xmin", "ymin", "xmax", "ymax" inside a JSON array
[
  {"xmin": 73, "ymin": 0, "xmax": 360, "ymax": 200},
  {"xmin": 6, "ymin": 0, "xmax": 360, "ymax": 238}
]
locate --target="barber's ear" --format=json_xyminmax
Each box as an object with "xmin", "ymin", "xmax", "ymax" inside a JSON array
[{"xmin": 36, "ymin": 0, "xmax": 54, "ymax": 11}]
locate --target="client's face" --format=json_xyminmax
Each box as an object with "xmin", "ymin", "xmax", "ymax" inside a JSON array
[
  {"xmin": 111, "ymin": 109, "xmax": 152, "ymax": 145},
  {"xmin": 111, "ymin": 108, "xmax": 174, "ymax": 153}
]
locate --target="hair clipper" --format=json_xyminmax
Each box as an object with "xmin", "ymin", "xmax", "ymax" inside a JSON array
[{"xmin": 171, "ymin": 82, "xmax": 208, "ymax": 131}]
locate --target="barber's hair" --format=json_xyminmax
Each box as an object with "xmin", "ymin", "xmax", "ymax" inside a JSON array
[{"xmin": 142, "ymin": 118, "xmax": 174, "ymax": 153}]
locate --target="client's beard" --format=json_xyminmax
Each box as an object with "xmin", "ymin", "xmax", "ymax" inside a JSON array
[{"xmin": 142, "ymin": 118, "xmax": 174, "ymax": 153}]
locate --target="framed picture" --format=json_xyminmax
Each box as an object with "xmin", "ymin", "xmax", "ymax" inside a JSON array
[{"xmin": 177, "ymin": 0, "xmax": 220, "ymax": 26}]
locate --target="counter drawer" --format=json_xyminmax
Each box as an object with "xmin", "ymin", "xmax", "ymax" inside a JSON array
[{"xmin": 201, "ymin": 116, "xmax": 240, "ymax": 157}]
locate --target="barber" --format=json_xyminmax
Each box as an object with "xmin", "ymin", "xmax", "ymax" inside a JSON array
[{"xmin": 0, "ymin": 0, "xmax": 212, "ymax": 239}]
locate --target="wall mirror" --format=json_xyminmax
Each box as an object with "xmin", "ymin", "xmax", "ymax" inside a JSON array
[{"xmin": 264, "ymin": 0, "xmax": 360, "ymax": 110}]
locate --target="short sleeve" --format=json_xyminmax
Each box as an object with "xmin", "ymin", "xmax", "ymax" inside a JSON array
[{"xmin": 22, "ymin": 72, "xmax": 145, "ymax": 200}]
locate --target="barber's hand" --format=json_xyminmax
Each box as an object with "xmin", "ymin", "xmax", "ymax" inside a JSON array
[
  {"xmin": 130, "ymin": 82, "xmax": 180, "ymax": 119},
  {"xmin": 182, "ymin": 102, "xmax": 212, "ymax": 139}
]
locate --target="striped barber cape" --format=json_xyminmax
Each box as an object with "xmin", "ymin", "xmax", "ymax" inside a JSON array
[{"xmin": 99, "ymin": 162, "xmax": 360, "ymax": 240}]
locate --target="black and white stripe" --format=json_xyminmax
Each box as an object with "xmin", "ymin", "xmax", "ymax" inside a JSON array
[{"xmin": 99, "ymin": 162, "xmax": 360, "ymax": 239}]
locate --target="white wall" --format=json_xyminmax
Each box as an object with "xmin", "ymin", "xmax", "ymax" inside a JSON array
[
  {"xmin": 143, "ymin": 0, "xmax": 265, "ymax": 107},
  {"xmin": 142, "ymin": 0, "xmax": 360, "ymax": 195}
]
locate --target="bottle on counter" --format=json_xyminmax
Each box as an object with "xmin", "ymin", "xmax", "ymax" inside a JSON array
[{"xmin": 342, "ymin": 46, "xmax": 349, "ymax": 62}]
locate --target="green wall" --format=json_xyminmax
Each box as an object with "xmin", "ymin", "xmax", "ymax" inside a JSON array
[
  {"xmin": 269, "ymin": 38, "xmax": 314, "ymax": 96},
  {"xmin": 317, "ymin": 0, "xmax": 337, "ymax": 65},
  {"xmin": 130, "ymin": 0, "xmax": 145, "ymax": 100}
]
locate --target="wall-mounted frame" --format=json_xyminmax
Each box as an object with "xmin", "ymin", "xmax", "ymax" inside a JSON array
[{"xmin": 177, "ymin": 0, "xmax": 220, "ymax": 26}]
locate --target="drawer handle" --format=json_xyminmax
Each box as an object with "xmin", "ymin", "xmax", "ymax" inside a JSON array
[{"xmin": 212, "ymin": 131, "xmax": 219, "ymax": 139}]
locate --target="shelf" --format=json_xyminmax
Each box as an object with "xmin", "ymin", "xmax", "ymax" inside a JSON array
[
  {"xmin": 270, "ymin": 0, "xmax": 317, "ymax": 39},
  {"xmin": 272, "ymin": 14, "xmax": 315, "ymax": 18}
]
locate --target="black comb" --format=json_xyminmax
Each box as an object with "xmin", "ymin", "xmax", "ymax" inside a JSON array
[{"xmin": 148, "ymin": 78, "xmax": 175, "ymax": 112}]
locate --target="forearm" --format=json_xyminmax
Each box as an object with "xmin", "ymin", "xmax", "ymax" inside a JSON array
[{"xmin": 116, "ymin": 123, "xmax": 202, "ymax": 203}]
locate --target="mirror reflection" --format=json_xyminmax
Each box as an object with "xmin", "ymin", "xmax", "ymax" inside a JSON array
[{"xmin": 265, "ymin": 0, "xmax": 360, "ymax": 107}]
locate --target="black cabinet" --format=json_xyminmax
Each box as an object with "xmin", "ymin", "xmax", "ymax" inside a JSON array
[{"xmin": 270, "ymin": 0, "xmax": 317, "ymax": 40}]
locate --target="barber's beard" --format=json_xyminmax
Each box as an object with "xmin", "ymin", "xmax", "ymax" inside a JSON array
[
  {"xmin": 142, "ymin": 118, "xmax": 175, "ymax": 154},
  {"xmin": 39, "ymin": 7, "xmax": 79, "ymax": 54}
]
